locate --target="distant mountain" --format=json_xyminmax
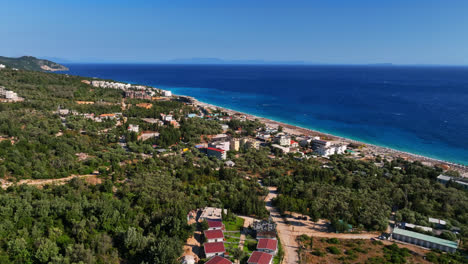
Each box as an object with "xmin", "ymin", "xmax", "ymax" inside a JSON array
[
  {"xmin": 0, "ymin": 56, "xmax": 69, "ymax": 71},
  {"xmin": 165, "ymin": 57, "xmax": 311, "ymax": 65}
]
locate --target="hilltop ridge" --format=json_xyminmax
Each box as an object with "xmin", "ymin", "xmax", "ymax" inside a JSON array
[{"xmin": 0, "ymin": 55, "xmax": 68, "ymax": 72}]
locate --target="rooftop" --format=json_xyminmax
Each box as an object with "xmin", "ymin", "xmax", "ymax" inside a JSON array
[
  {"xmin": 247, "ymin": 251, "xmax": 273, "ymax": 264},
  {"xmin": 207, "ymin": 147, "xmax": 225, "ymax": 153},
  {"xmin": 207, "ymin": 220, "xmax": 224, "ymax": 229},
  {"xmin": 204, "ymin": 229, "xmax": 224, "ymax": 240},
  {"xmin": 393, "ymin": 228, "xmax": 458, "ymax": 249},
  {"xmin": 257, "ymin": 238, "xmax": 277, "ymax": 251},
  {"xmin": 204, "ymin": 242, "xmax": 226, "ymax": 254},
  {"xmin": 206, "ymin": 256, "xmax": 232, "ymax": 264}
]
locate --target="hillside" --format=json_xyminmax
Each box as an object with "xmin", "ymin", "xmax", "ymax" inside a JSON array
[{"xmin": 0, "ymin": 55, "xmax": 68, "ymax": 71}]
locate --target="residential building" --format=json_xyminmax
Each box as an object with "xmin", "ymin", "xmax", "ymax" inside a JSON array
[
  {"xmin": 181, "ymin": 255, "xmax": 195, "ymax": 264},
  {"xmin": 247, "ymin": 251, "xmax": 273, "ymax": 264},
  {"xmin": 207, "ymin": 220, "xmax": 224, "ymax": 231},
  {"xmin": 206, "ymin": 256, "xmax": 232, "ymax": 264},
  {"xmin": 230, "ymin": 138, "xmax": 240, "ymax": 151},
  {"xmin": 204, "ymin": 242, "xmax": 226, "ymax": 258},
  {"xmin": 200, "ymin": 207, "xmax": 226, "ymax": 222},
  {"xmin": 162, "ymin": 90, "xmax": 172, "ymax": 97},
  {"xmin": 207, "ymin": 147, "xmax": 227, "ymax": 160},
  {"xmin": 256, "ymin": 231, "xmax": 277, "ymax": 240},
  {"xmin": 391, "ymin": 228, "xmax": 458, "ymax": 253},
  {"xmin": 257, "ymin": 239, "xmax": 278, "ymax": 255},
  {"xmin": 242, "ymin": 138, "xmax": 260, "ymax": 150},
  {"xmin": 277, "ymin": 135, "xmax": 291, "ymax": 146},
  {"xmin": 0, "ymin": 64, "xmax": 5, "ymax": 69},
  {"xmin": 99, "ymin": 113, "xmax": 116, "ymax": 119},
  {"xmin": 271, "ymin": 144, "xmax": 290, "ymax": 153},
  {"xmin": 128, "ymin": 124, "xmax": 139, "ymax": 133},
  {"xmin": 204, "ymin": 229, "xmax": 225, "ymax": 243},
  {"xmin": 428, "ymin": 217, "xmax": 447, "ymax": 229},
  {"xmin": 209, "ymin": 141, "xmax": 230, "ymax": 151},
  {"xmin": 290, "ymin": 140, "xmax": 299, "ymax": 148},
  {"xmin": 221, "ymin": 124, "xmax": 229, "ymax": 131},
  {"xmin": 252, "ymin": 220, "xmax": 276, "ymax": 232}
]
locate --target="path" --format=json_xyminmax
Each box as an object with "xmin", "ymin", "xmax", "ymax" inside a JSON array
[
  {"xmin": 264, "ymin": 186, "xmax": 299, "ymax": 264},
  {"xmin": 1, "ymin": 173, "xmax": 101, "ymax": 189}
]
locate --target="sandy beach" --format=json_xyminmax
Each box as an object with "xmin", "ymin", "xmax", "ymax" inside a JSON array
[{"xmin": 185, "ymin": 96, "xmax": 468, "ymax": 177}]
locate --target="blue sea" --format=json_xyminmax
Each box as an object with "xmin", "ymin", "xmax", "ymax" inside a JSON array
[{"xmin": 61, "ymin": 64, "xmax": 468, "ymax": 165}]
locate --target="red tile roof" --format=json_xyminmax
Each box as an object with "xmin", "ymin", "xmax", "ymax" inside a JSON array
[
  {"xmin": 204, "ymin": 242, "xmax": 226, "ymax": 254},
  {"xmin": 206, "ymin": 256, "xmax": 232, "ymax": 264},
  {"xmin": 207, "ymin": 147, "xmax": 225, "ymax": 152},
  {"xmin": 247, "ymin": 251, "xmax": 273, "ymax": 264},
  {"xmin": 204, "ymin": 229, "xmax": 224, "ymax": 240},
  {"xmin": 257, "ymin": 239, "xmax": 277, "ymax": 251},
  {"xmin": 207, "ymin": 220, "xmax": 223, "ymax": 229}
]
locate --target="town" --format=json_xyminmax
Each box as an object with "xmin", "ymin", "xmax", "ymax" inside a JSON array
[{"xmin": 0, "ymin": 70, "xmax": 466, "ymax": 264}]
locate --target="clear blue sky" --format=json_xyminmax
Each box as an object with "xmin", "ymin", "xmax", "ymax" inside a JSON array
[{"xmin": 1, "ymin": 0, "xmax": 467, "ymax": 64}]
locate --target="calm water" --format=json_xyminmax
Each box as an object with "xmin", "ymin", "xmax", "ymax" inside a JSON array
[{"xmin": 62, "ymin": 64, "xmax": 468, "ymax": 165}]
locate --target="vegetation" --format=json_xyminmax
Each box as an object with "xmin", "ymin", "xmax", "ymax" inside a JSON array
[{"xmin": 0, "ymin": 56, "xmax": 68, "ymax": 71}]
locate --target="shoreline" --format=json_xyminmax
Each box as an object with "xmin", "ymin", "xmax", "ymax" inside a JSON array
[{"xmin": 177, "ymin": 94, "xmax": 468, "ymax": 176}]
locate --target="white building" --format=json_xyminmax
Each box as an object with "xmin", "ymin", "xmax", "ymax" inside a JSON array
[
  {"xmin": 209, "ymin": 141, "xmax": 230, "ymax": 151},
  {"xmin": 207, "ymin": 147, "xmax": 227, "ymax": 160},
  {"xmin": 277, "ymin": 135, "xmax": 291, "ymax": 146},
  {"xmin": 128, "ymin": 124, "xmax": 139, "ymax": 133},
  {"xmin": 0, "ymin": 64, "xmax": 5, "ymax": 69},
  {"xmin": 271, "ymin": 144, "xmax": 290, "ymax": 153},
  {"xmin": 162, "ymin": 90, "xmax": 172, "ymax": 97}
]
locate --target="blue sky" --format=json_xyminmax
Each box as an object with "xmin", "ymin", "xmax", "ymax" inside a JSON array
[{"xmin": 1, "ymin": 0, "xmax": 467, "ymax": 64}]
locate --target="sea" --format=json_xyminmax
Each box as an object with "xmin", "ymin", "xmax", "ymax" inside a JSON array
[{"xmin": 60, "ymin": 64, "xmax": 468, "ymax": 165}]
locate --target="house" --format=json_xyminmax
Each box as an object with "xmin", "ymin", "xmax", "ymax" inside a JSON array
[
  {"xmin": 257, "ymin": 239, "xmax": 278, "ymax": 255},
  {"xmin": 170, "ymin": 120, "xmax": 180, "ymax": 128},
  {"xmin": 428, "ymin": 217, "xmax": 447, "ymax": 229},
  {"xmin": 221, "ymin": 124, "xmax": 229, "ymax": 131},
  {"xmin": 224, "ymin": 160, "xmax": 235, "ymax": 167},
  {"xmin": 162, "ymin": 90, "xmax": 172, "ymax": 97},
  {"xmin": 247, "ymin": 251, "xmax": 273, "ymax": 264},
  {"xmin": 207, "ymin": 220, "xmax": 225, "ymax": 231},
  {"xmin": 0, "ymin": 64, "xmax": 5, "ymax": 69},
  {"xmin": 136, "ymin": 103, "xmax": 153, "ymax": 109},
  {"xmin": 391, "ymin": 228, "xmax": 457, "ymax": 253},
  {"xmin": 204, "ymin": 229, "xmax": 225, "ymax": 243},
  {"xmin": 290, "ymin": 140, "xmax": 299, "ymax": 148},
  {"xmin": 206, "ymin": 256, "xmax": 232, "ymax": 264},
  {"xmin": 207, "ymin": 147, "xmax": 227, "ymax": 160},
  {"xmin": 204, "ymin": 242, "xmax": 226, "ymax": 258},
  {"xmin": 128, "ymin": 124, "xmax": 139, "ymax": 133},
  {"xmin": 200, "ymin": 207, "xmax": 227, "ymax": 222},
  {"xmin": 252, "ymin": 220, "xmax": 276, "ymax": 232}
]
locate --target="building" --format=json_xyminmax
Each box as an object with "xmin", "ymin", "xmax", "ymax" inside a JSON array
[
  {"xmin": 391, "ymin": 228, "xmax": 458, "ymax": 253},
  {"xmin": 200, "ymin": 207, "xmax": 227, "ymax": 222},
  {"xmin": 271, "ymin": 144, "xmax": 290, "ymax": 154},
  {"xmin": 230, "ymin": 139, "xmax": 240, "ymax": 152},
  {"xmin": 221, "ymin": 124, "xmax": 229, "ymax": 131},
  {"xmin": 162, "ymin": 90, "xmax": 172, "ymax": 97},
  {"xmin": 247, "ymin": 251, "xmax": 273, "ymax": 264},
  {"xmin": 257, "ymin": 239, "xmax": 278, "ymax": 255},
  {"xmin": 209, "ymin": 141, "xmax": 230, "ymax": 151},
  {"xmin": 204, "ymin": 229, "xmax": 225, "ymax": 243},
  {"xmin": 290, "ymin": 140, "xmax": 299, "ymax": 148},
  {"xmin": 437, "ymin": 175, "xmax": 468, "ymax": 190},
  {"xmin": 428, "ymin": 217, "xmax": 447, "ymax": 229},
  {"xmin": 76, "ymin": 101, "xmax": 94, "ymax": 105},
  {"xmin": 204, "ymin": 242, "xmax": 226, "ymax": 258},
  {"xmin": 243, "ymin": 138, "xmax": 260, "ymax": 150},
  {"xmin": 277, "ymin": 135, "xmax": 291, "ymax": 146},
  {"xmin": 138, "ymin": 131, "xmax": 159, "ymax": 141},
  {"xmin": 99, "ymin": 113, "xmax": 116, "ymax": 119},
  {"xmin": 136, "ymin": 103, "xmax": 153, "ymax": 109},
  {"xmin": 128, "ymin": 124, "xmax": 139, "ymax": 133},
  {"xmin": 0, "ymin": 64, "xmax": 5, "ymax": 69},
  {"xmin": 206, "ymin": 256, "xmax": 232, "ymax": 264},
  {"xmin": 207, "ymin": 147, "xmax": 227, "ymax": 160},
  {"xmin": 207, "ymin": 220, "xmax": 225, "ymax": 231},
  {"xmin": 252, "ymin": 220, "xmax": 276, "ymax": 232}
]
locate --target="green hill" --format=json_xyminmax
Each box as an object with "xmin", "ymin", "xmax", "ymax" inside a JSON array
[{"xmin": 0, "ymin": 55, "xmax": 68, "ymax": 71}]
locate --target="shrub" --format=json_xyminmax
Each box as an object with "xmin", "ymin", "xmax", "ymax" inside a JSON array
[{"xmin": 326, "ymin": 246, "xmax": 341, "ymax": 255}]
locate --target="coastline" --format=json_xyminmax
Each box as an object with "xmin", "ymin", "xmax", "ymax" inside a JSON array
[{"xmin": 177, "ymin": 94, "xmax": 468, "ymax": 176}]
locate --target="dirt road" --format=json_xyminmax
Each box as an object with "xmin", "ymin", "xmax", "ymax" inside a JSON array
[
  {"xmin": 0, "ymin": 173, "xmax": 101, "ymax": 189},
  {"xmin": 264, "ymin": 186, "xmax": 299, "ymax": 264}
]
